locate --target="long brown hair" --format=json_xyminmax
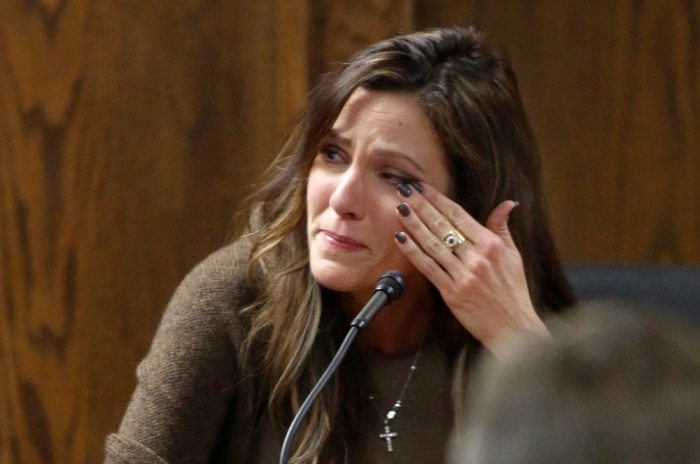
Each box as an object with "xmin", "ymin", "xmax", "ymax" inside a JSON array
[{"xmin": 235, "ymin": 26, "xmax": 576, "ymax": 463}]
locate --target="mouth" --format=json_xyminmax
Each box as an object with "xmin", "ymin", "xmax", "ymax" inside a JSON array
[{"xmin": 320, "ymin": 230, "xmax": 367, "ymax": 250}]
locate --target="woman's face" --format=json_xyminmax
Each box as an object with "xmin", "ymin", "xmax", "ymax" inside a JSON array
[{"xmin": 307, "ymin": 88, "xmax": 450, "ymax": 302}]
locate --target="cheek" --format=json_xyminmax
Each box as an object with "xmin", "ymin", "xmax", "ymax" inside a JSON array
[
  {"xmin": 383, "ymin": 194, "xmax": 405, "ymax": 226},
  {"xmin": 375, "ymin": 202, "xmax": 407, "ymax": 257},
  {"xmin": 306, "ymin": 172, "xmax": 330, "ymax": 216}
]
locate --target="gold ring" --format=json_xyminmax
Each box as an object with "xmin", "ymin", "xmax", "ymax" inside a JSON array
[{"xmin": 443, "ymin": 229, "xmax": 466, "ymax": 252}]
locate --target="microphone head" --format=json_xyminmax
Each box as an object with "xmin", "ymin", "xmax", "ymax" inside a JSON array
[{"xmin": 374, "ymin": 270, "xmax": 405, "ymax": 303}]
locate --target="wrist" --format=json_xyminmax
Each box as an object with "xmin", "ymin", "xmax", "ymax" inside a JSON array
[{"xmin": 484, "ymin": 314, "xmax": 550, "ymax": 360}]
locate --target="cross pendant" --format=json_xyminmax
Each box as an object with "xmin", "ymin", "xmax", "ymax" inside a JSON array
[{"xmin": 379, "ymin": 424, "xmax": 398, "ymax": 452}]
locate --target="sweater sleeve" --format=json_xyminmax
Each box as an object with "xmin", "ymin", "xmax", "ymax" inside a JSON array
[{"xmin": 104, "ymin": 243, "xmax": 256, "ymax": 464}]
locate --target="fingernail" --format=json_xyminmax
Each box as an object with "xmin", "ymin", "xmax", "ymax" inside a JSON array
[
  {"xmin": 513, "ymin": 201, "xmax": 520, "ymax": 207},
  {"xmin": 397, "ymin": 183, "xmax": 412, "ymax": 198},
  {"xmin": 397, "ymin": 203, "xmax": 410, "ymax": 217},
  {"xmin": 410, "ymin": 181, "xmax": 424, "ymax": 193},
  {"xmin": 394, "ymin": 231, "xmax": 407, "ymax": 243}
]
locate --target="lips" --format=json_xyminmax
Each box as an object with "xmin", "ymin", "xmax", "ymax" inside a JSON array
[{"xmin": 320, "ymin": 230, "xmax": 367, "ymax": 250}]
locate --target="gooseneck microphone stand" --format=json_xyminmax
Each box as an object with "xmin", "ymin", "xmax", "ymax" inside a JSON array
[{"xmin": 278, "ymin": 270, "xmax": 406, "ymax": 464}]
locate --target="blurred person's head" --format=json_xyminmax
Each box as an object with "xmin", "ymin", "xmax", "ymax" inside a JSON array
[{"xmin": 451, "ymin": 302, "xmax": 700, "ymax": 464}]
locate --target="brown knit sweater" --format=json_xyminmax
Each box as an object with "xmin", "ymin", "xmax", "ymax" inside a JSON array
[{"xmin": 104, "ymin": 242, "xmax": 453, "ymax": 463}]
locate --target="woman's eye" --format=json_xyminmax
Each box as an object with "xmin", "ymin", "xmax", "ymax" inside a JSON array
[
  {"xmin": 380, "ymin": 172, "xmax": 415, "ymax": 185},
  {"xmin": 319, "ymin": 145, "xmax": 344, "ymax": 163}
]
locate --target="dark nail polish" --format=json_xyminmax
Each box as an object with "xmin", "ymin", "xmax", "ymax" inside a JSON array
[
  {"xmin": 397, "ymin": 183, "xmax": 412, "ymax": 198},
  {"xmin": 410, "ymin": 181, "xmax": 424, "ymax": 193},
  {"xmin": 394, "ymin": 231, "xmax": 407, "ymax": 243},
  {"xmin": 397, "ymin": 203, "xmax": 410, "ymax": 217}
]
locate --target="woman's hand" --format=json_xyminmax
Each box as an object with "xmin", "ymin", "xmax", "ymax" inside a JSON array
[{"xmin": 394, "ymin": 182, "xmax": 549, "ymax": 357}]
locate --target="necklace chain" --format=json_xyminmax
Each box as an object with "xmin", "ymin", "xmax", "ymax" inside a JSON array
[{"xmin": 370, "ymin": 345, "xmax": 423, "ymax": 453}]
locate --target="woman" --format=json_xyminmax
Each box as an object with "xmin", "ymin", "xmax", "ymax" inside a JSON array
[{"xmin": 105, "ymin": 27, "xmax": 576, "ymax": 463}]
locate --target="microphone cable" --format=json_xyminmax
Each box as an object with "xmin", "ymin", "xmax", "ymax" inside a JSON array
[{"xmin": 278, "ymin": 270, "xmax": 406, "ymax": 464}]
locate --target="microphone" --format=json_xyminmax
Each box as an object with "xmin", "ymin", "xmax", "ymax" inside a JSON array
[
  {"xmin": 350, "ymin": 270, "xmax": 405, "ymax": 329},
  {"xmin": 279, "ymin": 270, "xmax": 406, "ymax": 464}
]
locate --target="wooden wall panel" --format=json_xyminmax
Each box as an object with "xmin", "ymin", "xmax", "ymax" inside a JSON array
[
  {"xmin": 274, "ymin": 0, "xmax": 310, "ymax": 141},
  {"xmin": 415, "ymin": 0, "xmax": 700, "ymax": 263},
  {"xmin": 0, "ymin": 0, "xmax": 307, "ymax": 462},
  {"xmin": 1, "ymin": 1, "xmax": 698, "ymax": 463},
  {"xmin": 311, "ymin": 0, "xmax": 414, "ymax": 77}
]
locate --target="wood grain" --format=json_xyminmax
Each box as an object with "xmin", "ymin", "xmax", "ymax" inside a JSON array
[
  {"xmin": 310, "ymin": 0, "xmax": 414, "ymax": 77},
  {"xmin": 1, "ymin": 0, "xmax": 698, "ymax": 463},
  {"xmin": 0, "ymin": 0, "xmax": 304, "ymax": 461},
  {"xmin": 414, "ymin": 0, "xmax": 700, "ymax": 263},
  {"xmin": 274, "ymin": 0, "xmax": 310, "ymax": 143}
]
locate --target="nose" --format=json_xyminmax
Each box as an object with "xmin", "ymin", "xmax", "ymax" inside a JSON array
[{"xmin": 328, "ymin": 166, "xmax": 366, "ymax": 220}]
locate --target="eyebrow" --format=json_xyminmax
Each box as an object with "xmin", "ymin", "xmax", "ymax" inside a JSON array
[{"xmin": 325, "ymin": 130, "xmax": 427, "ymax": 175}]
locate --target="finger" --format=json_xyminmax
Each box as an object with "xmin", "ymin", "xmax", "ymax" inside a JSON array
[
  {"xmin": 404, "ymin": 182, "xmax": 491, "ymax": 246},
  {"xmin": 396, "ymin": 183, "xmax": 476, "ymax": 248},
  {"xmin": 485, "ymin": 200, "xmax": 519, "ymax": 250},
  {"xmin": 395, "ymin": 202, "xmax": 465, "ymax": 277},
  {"xmin": 394, "ymin": 231, "xmax": 457, "ymax": 291}
]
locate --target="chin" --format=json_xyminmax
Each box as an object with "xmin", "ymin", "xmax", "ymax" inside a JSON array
[{"xmin": 310, "ymin": 260, "xmax": 378, "ymax": 294}]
